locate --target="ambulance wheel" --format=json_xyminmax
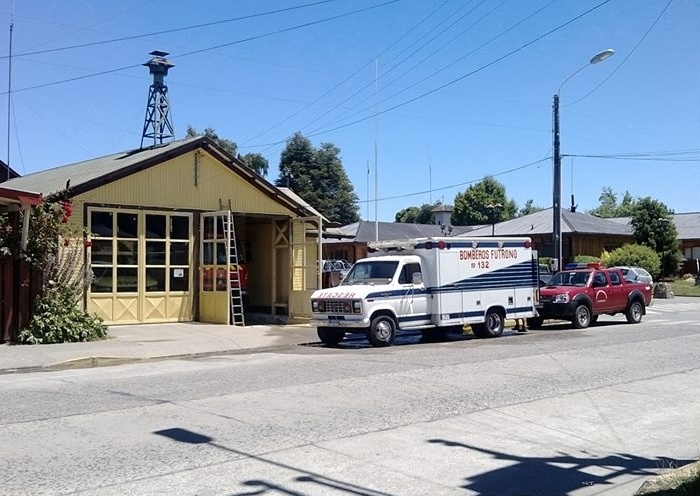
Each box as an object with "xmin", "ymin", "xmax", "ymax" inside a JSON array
[
  {"xmin": 317, "ymin": 327, "xmax": 345, "ymax": 346},
  {"xmin": 472, "ymin": 310, "xmax": 504, "ymax": 338},
  {"xmin": 368, "ymin": 315, "xmax": 396, "ymax": 347},
  {"xmin": 526, "ymin": 317, "xmax": 544, "ymax": 329}
]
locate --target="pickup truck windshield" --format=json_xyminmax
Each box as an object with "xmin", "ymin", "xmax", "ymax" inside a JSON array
[
  {"xmin": 341, "ymin": 261, "xmax": 399, "ymax": 285},
  {"xmin": 548, "ymin": 270, "xmax": 592, "ymax": 287}
]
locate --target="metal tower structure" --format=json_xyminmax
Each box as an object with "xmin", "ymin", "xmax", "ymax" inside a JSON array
[{"xmin": 140, "ymin": 50, "xmax": 174, "ymax": 148}]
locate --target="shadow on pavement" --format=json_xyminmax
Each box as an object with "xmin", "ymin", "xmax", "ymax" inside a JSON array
[{"xmin": 427, "ymin": 438, "xmax": 693, "ymax": 495}]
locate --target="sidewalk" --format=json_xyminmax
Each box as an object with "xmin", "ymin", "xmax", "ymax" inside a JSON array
[{"xmin": 0, "ymin": 322, "xmax": 320, "ymax": 374}]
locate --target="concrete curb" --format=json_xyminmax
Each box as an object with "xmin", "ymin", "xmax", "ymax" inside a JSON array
[{"xmin": 635, "ymin": 459, "xmax": 700, "ymax": 495}]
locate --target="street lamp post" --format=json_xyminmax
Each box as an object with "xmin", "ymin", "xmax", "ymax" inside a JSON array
[
  {"xmin": 486, "ymin": 203, "xmax": 503, "ymax": 236},
  {"xmin": 552, "ymin": 48, "xmax": 614, "ymax": 271}
]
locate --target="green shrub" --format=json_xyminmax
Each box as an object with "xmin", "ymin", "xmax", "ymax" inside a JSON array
[
  {"xmin": 602, "ymin": 243, "xmax": 661, "ymax": 279},
  {"xmin": 574, "ymin": 254, "xmax": 602, "ymax": 263},
  {"xmin": 18, "ymin": 281, "xmax": 107, "ymax": 344}
]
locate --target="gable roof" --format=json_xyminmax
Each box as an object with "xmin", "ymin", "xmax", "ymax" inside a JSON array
[
  {"xmin": 326, "ymin": 219, "xmax": 478, "ymax": 242},
  {"xmin": 609, "ymin": 213, "xmax": 700, "ymax": 241},
  {"xmin": 2, "ymin": 136, "xmax": 316, "ymax": 217},
  {"xmin": 466, "ymin": 208, "xmax": 633, "ymax": 237}
]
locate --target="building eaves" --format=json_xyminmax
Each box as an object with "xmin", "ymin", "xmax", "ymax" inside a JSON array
[{"xmin": 1, "ymin": 136, "xmax": 317, "ymax": 218}]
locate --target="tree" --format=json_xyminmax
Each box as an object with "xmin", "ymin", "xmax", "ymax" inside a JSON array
[
  {"xmin": 275, "ymin": 132, "xmax": 360, "ymax": 225},
  {"xmin": 240, "ymin": 152, "xmax": 269, "ymax": 177},
  {"xmin": 518, "ymin": 199, "xmax": 544, "ymax": 217},
  {"xmin": 587, "ymin": 187, "xmax": 637, "ymax": 218},
  {"xmin": 629, "ymin": 197, "xmax": 680, "ymax": 276},
  {"xmin": 451, "ymin": 176, "xmax": 517, "ymax": 226},
  {"xmin": 187, "ymin": 126, "xmax": 270, "ymax": 177},
  {"xmin": 186, "ymin": 125, "xmax": 237, "ymax": 156},
  {"xmin": 395, "ymin": 203, "xmax": 439, "ymax": 224}
]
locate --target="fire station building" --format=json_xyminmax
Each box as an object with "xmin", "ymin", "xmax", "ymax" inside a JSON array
[{"xmin": 3, "ymin": 136, "xmax": 323, "ymax": 325}]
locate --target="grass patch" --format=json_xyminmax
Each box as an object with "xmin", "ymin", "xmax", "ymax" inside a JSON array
[{"xmin": 666, "ymin": 278, "xmax": 700, "ymax": 297}]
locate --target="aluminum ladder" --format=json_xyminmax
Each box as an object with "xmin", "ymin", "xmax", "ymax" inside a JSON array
[{"xmin": 222, "ymin": 213, "xmax": 246, "ymax": 326}]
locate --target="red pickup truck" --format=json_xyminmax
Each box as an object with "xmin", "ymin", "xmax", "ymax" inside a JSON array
[{"xmin": 530, "ymin": 265, "xmax": 653, "ymax": 329}]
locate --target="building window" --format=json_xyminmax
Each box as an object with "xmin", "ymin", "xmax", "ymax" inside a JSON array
[{"xmin": 88, "ymin": 209, "xmax": 191, "ymax": 294}]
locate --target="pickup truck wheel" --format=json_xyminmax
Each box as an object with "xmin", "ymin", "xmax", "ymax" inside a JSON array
[
  {"xmin": 368, "ymin": 315, "xmax": 396, "ymax": 347},
  {"xmin": 526, "ymin": 317, "xmax": 544, "ymax": 329},
  {"xmin": 572, "ymin": 304, "xmax": 591, "ymax": 329},
  {"xmin": 317, "ymin": 327, "xmax": 345, "ymax": 346},
  {"xmin": 625, "ymin": 301, "xmax": 644, "ymax": 324},
  {"xmin": 473, "ymin": 310, "xmax": 504, "ymax": 338}
]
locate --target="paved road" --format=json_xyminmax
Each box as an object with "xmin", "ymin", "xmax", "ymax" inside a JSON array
[{"xmin": 1, "ymin": 301, "xmax": 698, "ymax": 496}]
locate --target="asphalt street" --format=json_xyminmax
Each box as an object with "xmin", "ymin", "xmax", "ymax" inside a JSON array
[{"xmin": 0, "ymin": 298, "xmax": 698, "ymax": 496}]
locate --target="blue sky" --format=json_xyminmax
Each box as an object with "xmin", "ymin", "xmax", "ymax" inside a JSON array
[{"xmin": 1, "ymin": 0, "xmax": 698, "ymax": 222}]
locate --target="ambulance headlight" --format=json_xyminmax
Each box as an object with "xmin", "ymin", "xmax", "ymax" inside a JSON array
[
  {"xmin": 352, "ymin": 299, "xmax": 362, "ymax": 314},
  {"xmin": 553, "ymin": 294, "xmax": 570, "ymax": 304},
  {"xmin": 311, "ymin": 300, "xmax": 319, "ymax": 312}
]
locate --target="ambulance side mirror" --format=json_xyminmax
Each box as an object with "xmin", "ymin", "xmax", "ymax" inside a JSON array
[{"xmin": 412, "ymin": 272, "xmax": 422, "ymax": 285}]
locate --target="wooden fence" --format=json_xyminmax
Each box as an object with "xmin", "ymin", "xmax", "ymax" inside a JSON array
[{"xmin": 1, "ymin": 259, "xmax": 42, "ymax": 343}]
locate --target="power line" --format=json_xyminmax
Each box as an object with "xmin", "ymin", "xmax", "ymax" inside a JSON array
[
  {"xmin": 1, "ymin": 0, "xmax": 347, "ymax": 59},
  {"xmin": 298, "ymin": 0, "xmax": 494, "ymax": 138},
  {"xmin": 356, "ymin": 156, "xmax": 550, "ymax": 205},
  {"xmin": 247, "ymin": 0, "xmax": 614, "ymax": 148},
  {"xmin": 243, "ymin": 0, "xmax": 454, "ymax": 146},
  {"xmin": 565, "ymin": 0, "xmax": 674, "ymax": 107},
  {"xmin": 0, "ymin": 0, "xmax": 404, "ymax": 96},
  {"xmin": 173, "ymin": 0, "xmax": 403, "ymax": 59},
  {"xmin": 307, "ymin": 0, "xmax": 558, "ymax": 137}
]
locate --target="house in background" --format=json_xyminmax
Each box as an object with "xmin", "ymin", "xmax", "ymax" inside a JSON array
[
  {"xmin": 466, "ymin": 208, "xmax": 634, "ymax": 265},
  {"xmin": 323, "ymin": 219, "xmax": 479, "ymax": 262},
  {"xmin": 2, "ymin": 136, "xmax": 323, "ymax": 327},
  {"xmin": 325, "ymin": 209, "xmax": 699, "ymax": 275},
  {"xmin": 609, "ymin": 212, "xmax": 700, "ymax": 274}
]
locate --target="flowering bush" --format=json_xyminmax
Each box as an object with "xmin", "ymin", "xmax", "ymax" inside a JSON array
[{"xmin": 1, "ymin": 198, "xmax": 108, "ymax": 344}]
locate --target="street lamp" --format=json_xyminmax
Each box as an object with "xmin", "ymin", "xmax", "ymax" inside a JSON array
[
  {"xmin": 486, "ymin": 203, "xmax": 503, "ymax": 236},
  {"xmin": 552, "ymin": 48, "xmax": 614, "ymax": 271}
]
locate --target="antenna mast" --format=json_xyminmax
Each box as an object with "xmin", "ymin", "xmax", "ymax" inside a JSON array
[{"xmin": 6, "ymin": 4, "xmax": 13, "ymax": 180}]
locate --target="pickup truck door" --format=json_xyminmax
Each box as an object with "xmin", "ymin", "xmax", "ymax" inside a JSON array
[
  {"xmin": 395, "ymin": 262, "xmax": 430, "ymax": 328},
  {"xmin": 591, "ymin": 271, "xmax": 614, "ymax": 313},
  {"xmin": 607, "ymin": 270, "xmax": 627, "ymax": 310}
]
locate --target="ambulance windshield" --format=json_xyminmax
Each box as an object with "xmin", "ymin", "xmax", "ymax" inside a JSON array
[{"xmin": 341, "ymin": 261, "xmax": 398, "ymax": 285}]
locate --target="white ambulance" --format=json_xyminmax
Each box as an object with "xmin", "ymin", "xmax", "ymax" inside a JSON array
[{"xmin": 310, "ymin": 236, "xmax": 539, "ymax": 347}]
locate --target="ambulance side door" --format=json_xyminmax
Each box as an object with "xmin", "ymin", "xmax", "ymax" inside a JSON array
[{"xmin": 396, "ymin": 262, "xmax": 430, "ymax": 328}]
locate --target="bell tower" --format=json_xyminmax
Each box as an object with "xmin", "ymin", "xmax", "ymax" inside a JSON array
[{"xmin": 140, "ymin": 50, "xmax": 175, "ymax": 148}]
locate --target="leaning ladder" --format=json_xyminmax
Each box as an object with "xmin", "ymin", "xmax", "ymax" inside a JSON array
[{"xmin": 223, "ymin": 213, "xmax": 246, "ymax": 326}]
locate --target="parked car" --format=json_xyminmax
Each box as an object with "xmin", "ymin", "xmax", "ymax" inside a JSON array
[
  {"xmin": 613, "ymin": 266, "xmax": 653, "ymax": 284},
  {"xmin": 320, "ymin": 259, "xmax": 353, "ymax": 288}
]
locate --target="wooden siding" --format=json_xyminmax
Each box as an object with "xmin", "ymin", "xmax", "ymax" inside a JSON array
[
  {"xmin": 70, "ymin": 149, "xmax": 296, "ymax": 225},
  {"xmin": 571, "ymin": 235, "xmax": 633, "ymax": 258}
]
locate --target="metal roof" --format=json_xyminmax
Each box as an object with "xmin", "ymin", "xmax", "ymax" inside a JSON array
[
  {"xmin": 0, "ymin": 136, "xmax": 317, "ymax": 217},
  {"xmin": 672, "ymin": 212, "xmax": 700, "ymax": 240},
  {"xmin": 466, "ymin": 208, "xmax": 633, "ymax": 237},
  {"xmin": 605, "ymin": 213, "xmax": 700, "ymax": 241},
  {"xmin": 464, "ymin": 209, "xmax": 700, "ymax": 241},
  {"xmin": 325, "ymin": 219, "xmax": 478, "ymax": 242},
  {"xmin": 2, "ymin": 136, "xmax": 205, "ymax": 197}
]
